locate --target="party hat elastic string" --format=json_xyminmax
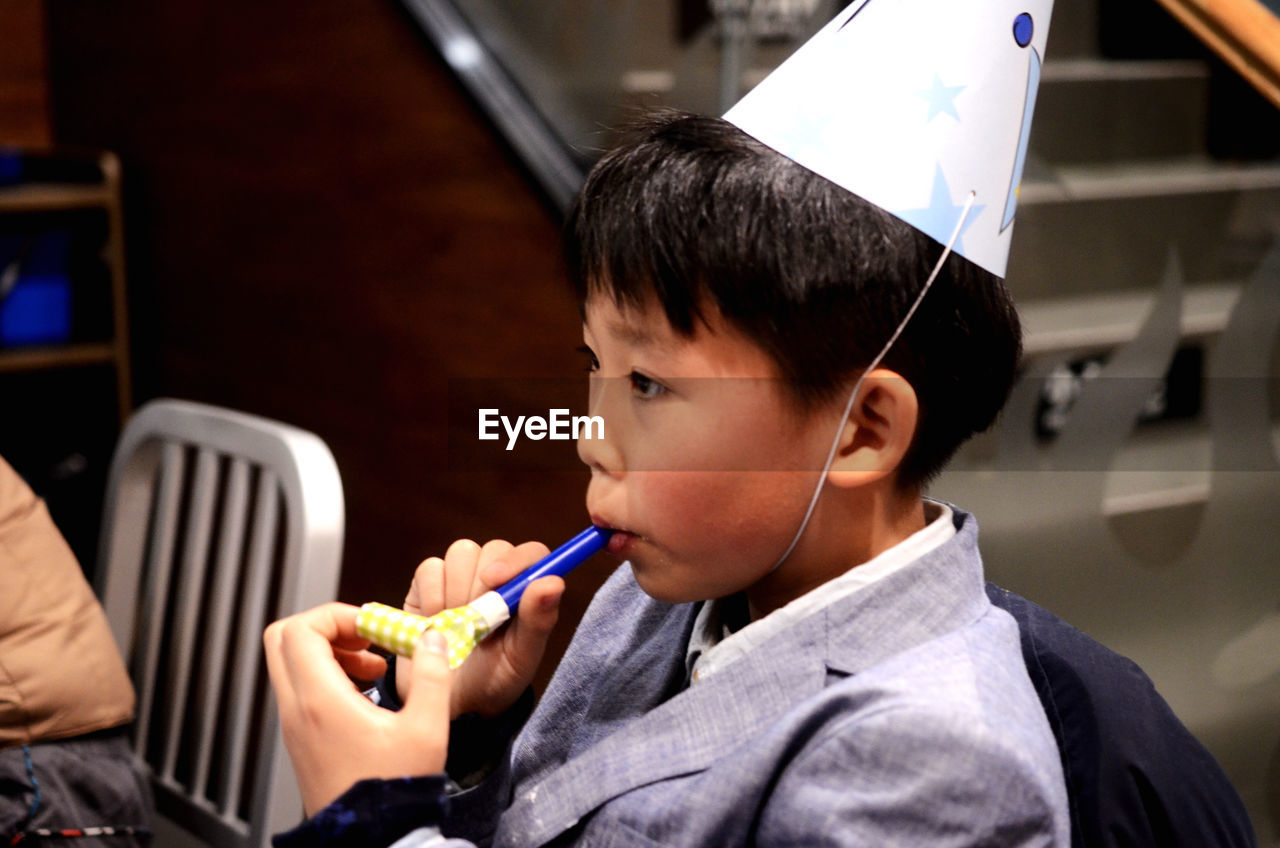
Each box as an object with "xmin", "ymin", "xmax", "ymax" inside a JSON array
[{"xmin": 766, "ymin": 191, "xmax": 976, "ymax": 574}]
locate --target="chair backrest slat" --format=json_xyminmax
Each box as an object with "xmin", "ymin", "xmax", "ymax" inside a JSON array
[
  {"xmin": 132, "ymin": 440, "xmax": 187, "ymax": 765},
  {"xmin": 219, "ymin": 467, "xmax": 280, "ymax": 820},
  {"xmin": 161, "ymin": 447, "xmax": 221, "ymax": 783},
  {"xmin": 191, "ymin": 456, "xmax": 251, "ymax": 800}
]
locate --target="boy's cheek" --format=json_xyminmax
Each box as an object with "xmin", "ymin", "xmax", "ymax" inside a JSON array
[
  {"xmin": 633, "ymin": 472, "xmax": 750, "ymax": 539},
  {"xmin": 633, "ymin": 470, "xmax": 706, "ymax": 512}
]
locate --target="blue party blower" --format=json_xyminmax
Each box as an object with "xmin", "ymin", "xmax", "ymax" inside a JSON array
[
  {"xmin": 495, "ymin": 525, "xmax": 612, "ymax": 610},
  {"xmin": 355, "ymin": 526, "xmax": 613, "ymax": 668}
]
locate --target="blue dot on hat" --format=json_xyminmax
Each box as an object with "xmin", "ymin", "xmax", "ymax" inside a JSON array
[{"xmin": 1013, "ymin": 13, "xmax": 1033, "ymax": 47}]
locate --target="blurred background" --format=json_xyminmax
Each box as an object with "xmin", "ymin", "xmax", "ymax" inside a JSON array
[{"xmin": 1, "ymin": 0, "xmax": 1277, "ymax": 842}]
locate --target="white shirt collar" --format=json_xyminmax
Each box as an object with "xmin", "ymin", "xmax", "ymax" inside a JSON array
[{"xmin": 685, "ymin": 501, "xmax": 956, "ymax": 684}]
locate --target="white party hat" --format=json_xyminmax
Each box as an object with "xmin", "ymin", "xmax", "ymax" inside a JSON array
[{"xmin": 724, "ymin": 0, "xmax": 1054, "ymax": 278}]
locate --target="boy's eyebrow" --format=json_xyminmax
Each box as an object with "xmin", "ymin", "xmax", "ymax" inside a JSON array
[{"xmin": 606, "ymin": 318, "xmax": 669, "ymax": 350}]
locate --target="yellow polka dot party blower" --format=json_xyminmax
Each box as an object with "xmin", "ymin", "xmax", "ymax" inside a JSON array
[{"xmin": 355, "ymin": 526, "xmax": 612, "ymax": 669}]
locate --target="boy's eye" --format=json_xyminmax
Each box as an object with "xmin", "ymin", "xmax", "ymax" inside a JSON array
[
  {"xmin": 629, "ymin": 371, "xmax": 667, "ymax": 399},
  {"xmin": 576, "ymin": 345, "xmax": 600, "ymax": 373}
]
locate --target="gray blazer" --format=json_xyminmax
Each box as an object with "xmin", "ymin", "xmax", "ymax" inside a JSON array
[{"xmin": 442, "ymin": 508, "xmax": 1070, "ymax": 847}]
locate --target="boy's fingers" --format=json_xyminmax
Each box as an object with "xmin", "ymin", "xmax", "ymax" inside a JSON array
[
  {"xmin": 276, "ymin": 604, "xmax": 373, "ymax": 703},
  {"xmin": 443, "ymin": 539, "xmax": 485, "ymax": 608},
  {"xmin": 471, "ymin": 539, "xmax": 516, "ymax": 597},
  {"xmin": 332, "ymin": 647, "xmax": 388, "ymax": 682},
  {"xmin": 507, "ymin": 576, "xmax": 564, "ymax": 662},
  {"xmin": 271, "ymin": 602, "xmax": 365, "ymax": 650},
  {"xmin": 406, "ymin": 556, "xmax": 445, "ymax": 615},
  {"xmin": 480, "ymin": 541, "xmax": 551, "ymax": 589},
  {"xmin": 263, "ymin": 620, "xmax": 296, "ymax": 708},
  {"xmin": 402, "ymin": 630, "xmax": 453, "ymax": 729}
]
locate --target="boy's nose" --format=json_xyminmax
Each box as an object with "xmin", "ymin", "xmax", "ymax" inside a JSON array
[
  {"xmin": 577, "ymin": 434, "xmax": 618, "ymax": 475},
  {"xmin": 576, "ymin": 413, "xmax": 624, "ymax": 475},
  {"xmin": 577, "ymin": 378, "xmax": 624, "ymax": 475}
]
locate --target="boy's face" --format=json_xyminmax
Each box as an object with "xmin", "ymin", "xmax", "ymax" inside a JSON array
[{"xmin": 578, "ymin": 293, "xmax": 838, "ymax": 606}]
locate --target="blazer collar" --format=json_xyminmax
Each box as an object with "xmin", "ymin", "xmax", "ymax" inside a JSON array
[{"xmin": 495, "ymin": 508, "xmax": 989, "ymax": 848}]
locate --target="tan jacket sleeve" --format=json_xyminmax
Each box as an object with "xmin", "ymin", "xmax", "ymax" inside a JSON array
[{"xmin": 0, "ymin": 454, "xmax": 135, "ymax": 748}]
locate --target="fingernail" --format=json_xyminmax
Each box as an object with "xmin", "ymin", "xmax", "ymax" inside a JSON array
[
  {"xmin": 540, "ymin": 590, "xmax": 564, "ymax": 612},
  {"xmin": 421, "ymin": 630, "xmax": 448, "ymax": 657}
]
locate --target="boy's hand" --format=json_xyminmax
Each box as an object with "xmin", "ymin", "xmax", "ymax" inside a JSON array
[
  {"xmin": 399, "ymin": 539, "xmax": 563, "ymax": 719},
  {"xmin": 263, "ymin": 602, "xmax": 453, "ymax": 815}
]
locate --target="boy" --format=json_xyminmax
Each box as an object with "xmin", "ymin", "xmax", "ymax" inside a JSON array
[{"xmin": 264, "ymin": 110, "xmax": 1069, "ymax": 846}]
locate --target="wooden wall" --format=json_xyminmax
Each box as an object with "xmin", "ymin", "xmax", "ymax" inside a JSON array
[
  {"xmin": 44, "ymin": 0, "xmax": 608, "ymax": 676},
  {"xmin": 0, "ymin": 0, "xmax": 51, "ymax": 147}
]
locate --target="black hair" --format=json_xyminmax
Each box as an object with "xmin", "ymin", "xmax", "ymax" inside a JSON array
[{"xmin": 564, "ymin": 109, "xmax": 1022, "ymax": 488}]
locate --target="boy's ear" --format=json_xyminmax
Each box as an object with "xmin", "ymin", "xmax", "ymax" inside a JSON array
[{"xmin": 825, "ymin": 369, "xmax": 919, "ymax": 489}]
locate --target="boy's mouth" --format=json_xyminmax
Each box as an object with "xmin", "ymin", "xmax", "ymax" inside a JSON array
[
  {"xmin": 591, "ymin": 515, "xmax": 639, "ymax": 556},
  {"xmin": 605, "ymin": 530, "xmax": 637, "ymax": 556}
]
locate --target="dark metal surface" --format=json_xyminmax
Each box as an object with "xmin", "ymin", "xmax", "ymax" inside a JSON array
[{"xmin": 399, "ymin": 0, "xmax": 586, "ymax": 212}]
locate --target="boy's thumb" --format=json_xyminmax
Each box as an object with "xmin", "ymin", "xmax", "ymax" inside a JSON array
[
  {"xmin": 511, "ymin": 577, "xmax": 564, "ymax": 654},
  {"xmin": 403, "ymin": 629, "xmax": 452, "ymax": 724}
]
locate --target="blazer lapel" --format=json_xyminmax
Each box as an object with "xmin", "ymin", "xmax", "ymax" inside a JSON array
[
  {"xmin": 821, "ymin": 510, "xmax": 989, "ymax": 677},
  {"xmin": 494, "ymin": 631, "xmax": 830, "ymax": 848}
]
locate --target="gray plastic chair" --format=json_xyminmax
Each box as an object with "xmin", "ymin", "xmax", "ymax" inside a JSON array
[{"xmin": 96, "ymin": 399, "xmax": 344, "ymax": 848}]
